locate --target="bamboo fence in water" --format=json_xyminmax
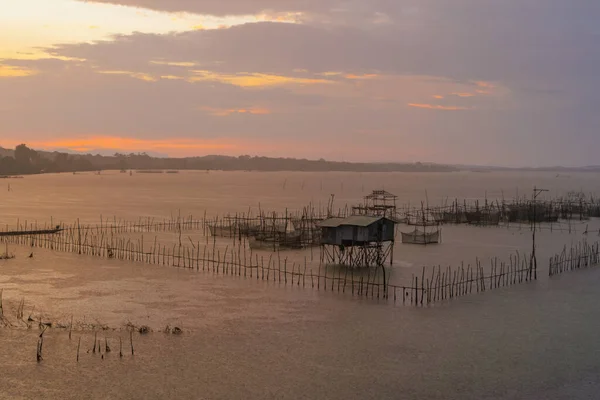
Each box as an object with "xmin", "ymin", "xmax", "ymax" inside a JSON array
[
  {"xmin": 548, "ymin": 240, "xmax": 600, "ymax": 276},
  {"xmin": 0, "ymin": 218, "xmax": 538, "ymax": 306}
]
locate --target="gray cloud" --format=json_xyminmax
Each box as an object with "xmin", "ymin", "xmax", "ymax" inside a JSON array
[
  {"xmin": 80, "ymin": 0, "xmax": 406, "ymax": 20},
  {"xmin": 56, "ymin": 1, "xmax": 600, "ymax": 89},
  {"xmin": 82, "ymin": 0, "xmax": 331, "ymax": 16}
]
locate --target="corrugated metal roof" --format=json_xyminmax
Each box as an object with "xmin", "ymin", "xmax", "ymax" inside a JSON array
[
  {"xmin": 318, "ymin": 218, "xmax": 345, "ymax": 228},
  {"xmin": 339, "ymin": 216, "xmax": 384, "ymax": 227},
  {"xmin": 319, "ymin": 215, "xmax": 391, "ymax": 228},
  {"xmin": 365, "ymin": 190, "xmax": 397, "ymax": 199}
]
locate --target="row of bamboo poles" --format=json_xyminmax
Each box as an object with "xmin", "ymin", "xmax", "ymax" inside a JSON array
[
  {"xmin": 1, "ymin": 215, "xmax": 205, "ymax": 236},
  {"xmin": 0, "ymin": 222, "xmax": 537, "ymax": 306},
  {"xmin": 399, "ymin": 194, "xmax": 600, "ymax": 227},
  {"xmin": 548, "ymin": 240, "xmax": 600, "ymax": 276},
  {"xmin": 0, "ymin": 202, "xmax": 347, "ymax": 237},
  {"xmin": 1, "ymin": 227, "xmax": 391, "ymax": 298},
  {"xmin": 3, "ymin": 188, "xmax": 599, "ymax": 238},
  {"xmin": 404, "ymin": 253, "xmax": 536, "ymax": 305},
  {"xmin": 2, "ymin": 197, "xmax": 594, "ymax": 247}
]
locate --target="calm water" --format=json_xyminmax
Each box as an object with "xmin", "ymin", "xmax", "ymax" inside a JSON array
[{"xmin": 1, "ymin": 170, "xmax": 600, "ymax": 399}]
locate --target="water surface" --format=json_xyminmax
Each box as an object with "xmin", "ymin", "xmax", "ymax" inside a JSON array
[{"xmin": 1, "ymin": 170, "xmax": 599, "ymax": 399}]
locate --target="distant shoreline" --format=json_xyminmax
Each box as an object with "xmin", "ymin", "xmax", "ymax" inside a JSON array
[
  {"xmin": 1, "ymin": 145, "xmax": 600, "ymax": 175},
  {"xmin": 8, "ymin": 169, "xmax": 600, "ymax": 179}
]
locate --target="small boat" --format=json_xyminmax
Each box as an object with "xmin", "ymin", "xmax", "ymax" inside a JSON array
[
  {"xmin": 465, "ymin": 210, "xmax": 500, "ymax": 226},
  {"xmin": 249, "ymin": 233, "xmax": 304, "ymax": 250},
  {"xmin": 0, "ymin": 226, "xmax": 63, "ymax": 237},
  {"xmin": 248, "ymin": 220, "xmax": 305, "ymax": 251},
  {"xmin": 208, "ymin": 221, "xmax": 261, "ymax": 238},
  {"xmin": 249, "ymin": 236, "xmax": 280, "ymax": 250},
  {"xmin": 401, "ymin": 228, "xmax": 440, "ymax": 245},
  {"xmin": 208, "ymin": 224, "xmax": 239, "ymax": 238}
]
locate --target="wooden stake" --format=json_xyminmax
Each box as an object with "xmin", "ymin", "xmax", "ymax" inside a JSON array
[{"xmin": 130, "ymin": 330, "xmax": 134, "ymax": 355}]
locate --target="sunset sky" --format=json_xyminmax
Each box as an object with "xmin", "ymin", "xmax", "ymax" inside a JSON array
[{"xmin": 0, "ymin": 0, "xmax": 598, "ymax": 166}]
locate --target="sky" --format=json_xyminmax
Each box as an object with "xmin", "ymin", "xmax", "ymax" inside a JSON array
[{"xmin": 0, "ymin": 0, "xmax": 599, "ymax": 166}]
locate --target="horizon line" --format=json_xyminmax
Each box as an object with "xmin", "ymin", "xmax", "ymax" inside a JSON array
[{"xmin": 1, "ymin": 144, "xmax": 599, "ymax": 171}]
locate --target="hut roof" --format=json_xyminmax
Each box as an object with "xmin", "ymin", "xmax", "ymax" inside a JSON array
[
  {"xmin": 365, "ymin": 190, "xmax": 397, "ymax": 199},
  {"xmin": 319, "ymin": 215, "xmax": 392, "ymax": 228},
  {"xmin": 318, "ymin": 217, "xmax": 346, "ymax": 228}
]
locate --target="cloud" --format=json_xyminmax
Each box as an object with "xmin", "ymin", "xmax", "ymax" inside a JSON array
[
  {"xmin": 79, "ymin": 0, "xmax": 354, "ymax": 18},
  {"xmin": 39, "ymin": 8, "xmax": 598, "ymax": 91},
  {"xmin": 189, "ymin": 70, "xmax": 335, "ymax": 87},
  {"xmin": 408, "ymin": 103, "xmax": 470, "ymax": 111},
  {"xmin": 345, "ymin": 73, "xmax": 379, "ymax": 79},
  {"xmin": 0, "ymin": 65, "xmax": 36, "ymax": 78},
  {"xmin": 98, "ymin": 70, "xmax": 157, "ymax": 82},
  {"xmin": 150, "ymin": 61, "xmax": 196, "ymax": 67},
  {"xmin": 451, "ymin": 92, "xmax": 475, "ymax": 98},
  {"xmin": 200, "ymin": 106, "xmax": 272, "ymax": 116}
]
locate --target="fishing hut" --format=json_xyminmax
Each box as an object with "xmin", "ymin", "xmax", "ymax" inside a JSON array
[
  {"xmin": 319, "ymin": 216, "xmax": 396, "ymax": 268},
  {"xmin": 352, "ymin": 190, "xmax": 398, "ymax": 218}
]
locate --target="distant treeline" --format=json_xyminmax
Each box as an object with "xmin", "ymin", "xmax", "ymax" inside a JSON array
[
  {"xmin": 0, "ymin": 145, "xmax": 457, "ymax": 175},
  {"xmin": 0, "ymin": 145, "xmax": 95, "ymax": 175}
]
